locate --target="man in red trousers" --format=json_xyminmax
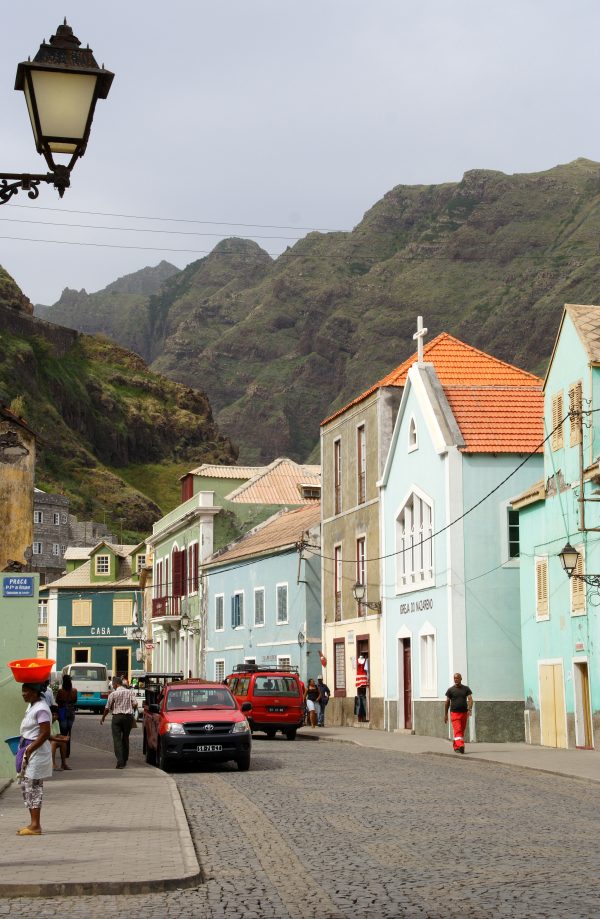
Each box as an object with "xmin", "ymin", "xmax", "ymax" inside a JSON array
[{"xmin": 444, "ymin": 673, "xmax": 473, "ymax": 754}]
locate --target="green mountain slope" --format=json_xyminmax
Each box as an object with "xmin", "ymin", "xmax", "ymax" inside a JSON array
[
  {"xmin": 35, "ymin": 158, "xmax": 600, "ymax": 463},
  {"xmin": 0, "ymin": 302, "xmax": 236, "ymax": 537}
]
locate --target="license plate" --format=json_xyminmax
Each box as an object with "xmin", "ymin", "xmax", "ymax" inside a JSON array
[
  {"xmin": 81, "ymin": 693, "xmax": 92, "ymax": 698},
  {"xmin": 197, "ymin": 744, "xmax": 222, "ymax": 752},
  {"xmin": 268, "ymin": 706, "xmax": 285, "ymax": 713}
]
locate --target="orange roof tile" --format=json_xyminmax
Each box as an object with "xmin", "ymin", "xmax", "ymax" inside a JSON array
[
  {"xmin": 443, "ymin": 386, "xmax": 544, "ymax": 453},
  {"xmin": 321, "ymin": 333, "xmax": 541, "ymax": 425},
  {"xmin": 206, "ymin": 504, "xmax": 321, "ymax": 566}
]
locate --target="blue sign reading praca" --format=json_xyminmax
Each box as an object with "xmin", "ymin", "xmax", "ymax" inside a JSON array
[{"xmin": 3, "ymin": 576, "xmax": 35, "ymax": 597}]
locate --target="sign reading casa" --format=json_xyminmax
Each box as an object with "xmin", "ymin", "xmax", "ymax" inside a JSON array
[{"xmin": 3, "ymin": 576, "xmax": 34, "ymax": 597}]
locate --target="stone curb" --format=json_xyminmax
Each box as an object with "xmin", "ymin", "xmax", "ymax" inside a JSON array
[
  {"xmin": 310, "ymin": 733, "xmax": 600, "ymax": 785},
  {"xmin": 0, "ymin": 768, "xmax": 203, "ymax": 899}
]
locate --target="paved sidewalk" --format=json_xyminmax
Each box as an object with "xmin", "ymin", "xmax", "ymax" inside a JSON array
[
  {"xmin": 304, "ymin": 724, "xmax": 600, "ymax": 783},
  {"xmin": 0, "ymin": 742, "xmax": 201, "ymax": 897}
]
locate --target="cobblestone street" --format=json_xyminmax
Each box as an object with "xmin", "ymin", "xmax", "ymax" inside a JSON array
[{"xmin": 1, "ymin": 715, "xmax": 598, "ymax": 918}]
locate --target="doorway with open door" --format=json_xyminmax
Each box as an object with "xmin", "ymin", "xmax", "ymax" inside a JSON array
[
  {"xmin": 355, "ymin": 636, "xmax": 369, "ymax": 723},
  {"xmin": 112, "ymin": 647, "xmax": 131, "ymax": 683},
  {"xmin": 397, "ymin": 635, "xmax": 412, "ymax": 730},
  {"xmin": 573, "ymin": 660, "xmax": 594, "ymax": 749}
]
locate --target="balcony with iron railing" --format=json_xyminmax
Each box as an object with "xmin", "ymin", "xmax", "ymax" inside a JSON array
[{"xmin": 152, "ymin": 595, "xmax": 182, "ymax": 618}]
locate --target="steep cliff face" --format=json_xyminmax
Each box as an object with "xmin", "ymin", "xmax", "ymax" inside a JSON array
[
  {"xmin": 0, "ymin": 266, "xmax": 34, "ymax": 315},
  {"xmin": 33, "ymin": 158, "xmax": 600, "ymax": 463},
  {"xmin": 0, "ymin": 301, "xmax": 236, "ymax": 536}
]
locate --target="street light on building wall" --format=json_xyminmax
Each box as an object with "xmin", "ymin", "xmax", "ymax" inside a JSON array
[
  {"xmin": 180, "ymin": 612, "xmax": 201, "ymax": 635},
  {"xmin": 352, "ymin": 581, "xmax": 382, "ymax": 613},
  {"xmin": 1, "ymin": 20, "xmax": 113, "ymax": 204},
  {"xmin": 558, "ymin": 542, "xmax": 600, "ymax": 588}
]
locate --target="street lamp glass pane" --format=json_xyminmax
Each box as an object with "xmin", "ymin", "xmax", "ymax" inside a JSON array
[{"xmin": 30, "ymin": 70, "xmax": 97, "ymax": 150}]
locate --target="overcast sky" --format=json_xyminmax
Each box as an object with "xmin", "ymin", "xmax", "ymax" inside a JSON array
[{"xmin": 2, "ymin": 1, "xmax": 600, "ymax": 304}]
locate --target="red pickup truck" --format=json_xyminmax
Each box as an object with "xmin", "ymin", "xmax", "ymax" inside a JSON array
[{"xmin": 142, "ymin": 678, "xmax": 252, "ymax": 771}]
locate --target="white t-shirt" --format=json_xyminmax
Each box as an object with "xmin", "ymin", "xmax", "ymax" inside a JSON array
[{"xmin": 19, "ymin": 700, "xmax": 52, "ymax": 780}]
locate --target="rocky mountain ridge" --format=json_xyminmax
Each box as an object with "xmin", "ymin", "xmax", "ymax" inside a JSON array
[{"xmin": 34, "ymin": 158, "xmax": 600, "ymax": 463}]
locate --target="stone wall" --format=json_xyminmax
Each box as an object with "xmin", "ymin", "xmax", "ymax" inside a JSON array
[{"xmin": 0, "ymin": 303, "xmax": 78, "ymax": 356}]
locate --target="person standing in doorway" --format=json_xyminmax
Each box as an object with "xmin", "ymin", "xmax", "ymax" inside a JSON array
[
  {"xmin": 444, "ymin": 673, "xmax": 473, "ymax": 754},
  {"xmin": 100, "ymin": 680, "xmax": 138, "ymax": 768}
]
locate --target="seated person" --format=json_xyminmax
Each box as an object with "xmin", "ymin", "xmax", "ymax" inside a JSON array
[{"xmin": 50, "ymin": 705, "xmax": 71, "ymax": 771}]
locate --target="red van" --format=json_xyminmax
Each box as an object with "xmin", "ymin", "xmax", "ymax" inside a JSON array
[{"xmin": 227, "ymin": 665, "xmax": 304, "ymax": 740}]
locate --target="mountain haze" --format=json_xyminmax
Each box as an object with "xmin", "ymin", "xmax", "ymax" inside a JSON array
[{"xmin": 35, "ymin": 158, "xmax": 600, "ymax": 463}]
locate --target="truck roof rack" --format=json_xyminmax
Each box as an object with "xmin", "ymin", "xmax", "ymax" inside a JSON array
[{"xmin": 231, "ymin": 663, "xmax": 299, "ymax": 674}]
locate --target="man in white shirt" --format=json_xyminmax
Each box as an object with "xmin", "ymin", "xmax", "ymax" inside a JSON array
[{"xmin": 100, "ymin": 682, "xmax": 138, "ymax": 768}]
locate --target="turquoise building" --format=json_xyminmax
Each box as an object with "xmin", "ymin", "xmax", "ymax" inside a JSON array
[
  {"xmin": 379, "ymin": 334, "xmax": 544, "ymax": 741},
  {"xmin": 514, "ymin": 304, "xmax": 600, "ymax": 749},
  {"xmin": 203, "ymin": 504, "xmax": 321, "ymax": 683},
  {"xmin": 42, "ymin": 541, "xmax": 145, "ymax": 681}
]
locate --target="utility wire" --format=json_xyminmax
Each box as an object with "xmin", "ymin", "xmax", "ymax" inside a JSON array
[
  {"xmin": 309, "ymin": 411, "xmax": 571, "ymax": 566},
  {"xmin": 4, "ymin": 202, "xmax": 338, "ymax": 233}
]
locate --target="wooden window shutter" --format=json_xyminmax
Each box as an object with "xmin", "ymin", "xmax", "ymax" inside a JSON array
[
  {"xmin": 569, "ymin": 382, "xmax": 582, "ymax": 447},
  {"xmin": 551, "ymin": 392, "xmax": 564, "ymax": 450},
  {"xmin": 571, "ymin": 551, "xmax": 586, "ymax": 613},
  {"xmin": 536, "ymin": 559, "xmax": 549, "ymax": 616},
  {"xmin": 72, "ymin": 599, "xmax": 92, "ymax": 627},
  {"xmin": 172, "ymin": 550, "xmax": 183, "ymax": 597},
  {"xmin": 113, "ymin": 599, "xmax": 132, "ymax": 626}
]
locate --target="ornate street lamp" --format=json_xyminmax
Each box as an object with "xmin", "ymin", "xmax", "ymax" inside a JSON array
[
  {"xmin": 180, "ymin": 612, "xmax": 201, "ymax": 635},
  {"xmin": 352, "ymin": 580, "xmax": 382, "ymax": 613},
  {"xmin": 558, "ymin": 541, "xmax": 600, "ymax": 588},
  {"xmin": 1, "ymin": 20, "xmax": 114, "ymax": 204}
]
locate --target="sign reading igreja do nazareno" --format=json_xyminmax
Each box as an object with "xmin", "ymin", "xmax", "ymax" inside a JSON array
[{"xmin": 398, "ymin": 597, "xmax": 434, "ymax": 615}]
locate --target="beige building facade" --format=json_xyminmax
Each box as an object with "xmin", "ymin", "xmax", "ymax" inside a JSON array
[{"xmin": 320, "ymin": 387, "xmax": 401, "ymax": 729}]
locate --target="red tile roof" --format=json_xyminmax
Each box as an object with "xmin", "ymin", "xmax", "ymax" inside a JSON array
[
  {"xmin": 321, "ymin": 333, "xmax": 541, "ymax": 425},
  {"xmin": 443, "ymin": 386, "xmax": 544, "ymax": 453}
]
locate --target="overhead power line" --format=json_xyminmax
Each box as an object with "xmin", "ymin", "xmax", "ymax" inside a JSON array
[{"xmin": 4, "ymin": 202, "xmax": 339, "ymax": 233}]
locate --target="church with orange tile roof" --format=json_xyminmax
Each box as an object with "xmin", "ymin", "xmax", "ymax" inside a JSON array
[{"xmin": 320, "ymin": 318, "xmax": 544, "ymax": 740}]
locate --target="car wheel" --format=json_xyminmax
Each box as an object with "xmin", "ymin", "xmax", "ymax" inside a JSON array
[
  {"xmin": 157, "ymin": 741, "xmax": 170, "ymax": 772},
  {"xmin": 145, "ymin": 738, "xmax": 156, "ymax": 765},
  {"xmin": 265, "ymin": 729, "xmax": 276, "ymax": 739},
  {"xmin": 285, "ymin": 728, "xmax": 297, "ymax": 741},
  {"xmin": 236, "ymin": 751, "xmax": 251, "ymax": 771}
]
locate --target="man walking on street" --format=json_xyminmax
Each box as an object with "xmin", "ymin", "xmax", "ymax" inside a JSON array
[
  {"xmin": 100, "ymin": 679, "xmax": 138, "ymax": 768},
  {"xmin": 316, "ymin": 677, "xmax": 330, "ymax": 727},
  {"xmin": 444, "ymin": 673, "xmax": 473, "ymax": 754}
]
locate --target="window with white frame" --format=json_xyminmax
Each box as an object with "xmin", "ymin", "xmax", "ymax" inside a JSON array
[
  {"xmin": 52, "ymin": 543, "xmax": 60, "ymax": 556},
  {"xmin": 137, "ymin": 554, "xmax": 146, "ymax": 572},
  {"xmin": 38, "ymin": 600, "xmax": 48, "ymax": 625},
  {"xmin": 507, "ymin": 508, "xmax": 519, "ymax": 559},
  {"xmin": 214, "ymin": 659, "xmax": 225, "ymax": 682},
  {"xmin": 34, "ymin": 510, "xmax": 43, "ymax": 524},
  {"xmin": 95, "ymin": 554, "xmax": 110, "ymax": 575},
  {"xmin": 33, "ymin": 542, "xmax": 42, "ymax": 555},
  {"xmin": 53, "ymin": 512, "xmax": 60, "ymax": 525},
  {"xmin": 61, "ymin": 513, "xmax": 68, "ymax": 524},
  {"xmin": 356, "ymin": 536, "xmax": 366, "ymax": 616},
  {"xmin": 535, "ymin": 557, "xmax": 549, "ymax": 620},
  {"xmin": 408, "ymin": 417, "xmax": 418, "ymax": 451},
  {"xmin": 277, "ymin": 656, "xmax": 291, "ymax": 670},
  {"xmin": 334, "ymin": 439, "xmax": 342, "ymax": 515},
  {"xmin": 357, "ymin": 424, "xmax": 366, "ymax": 504},
  {"xmin": 215, "ymin": 594, "xmax": 224, "ymax": 631},
  {"xmin": 61, "ymin": 545, "xmax": 66, "ymax": 554},
  {"xmin": 419, "ymin": 625, "xmax": 437, "ymax": 697},
  {"xmin": 334, "ymin": 544, "xmax": 342, "ymax": 621},
  {"xmin": 276, "ymin": 584, "xmax": 288, "ymax": 624},
  {"xmin": 396, "ymin": 491, "xmax": 434, "ymax": 590},
  {"xmin": 231, "ymin": 592, "xmax": 244, "ymax": 629},
  {"xmin": 571, "ymin": 546, "xmax": 586, "ymax": 616},
  {"xmin": 254, "ymin": 588, "xmax": 265, "ymax": 626}
]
